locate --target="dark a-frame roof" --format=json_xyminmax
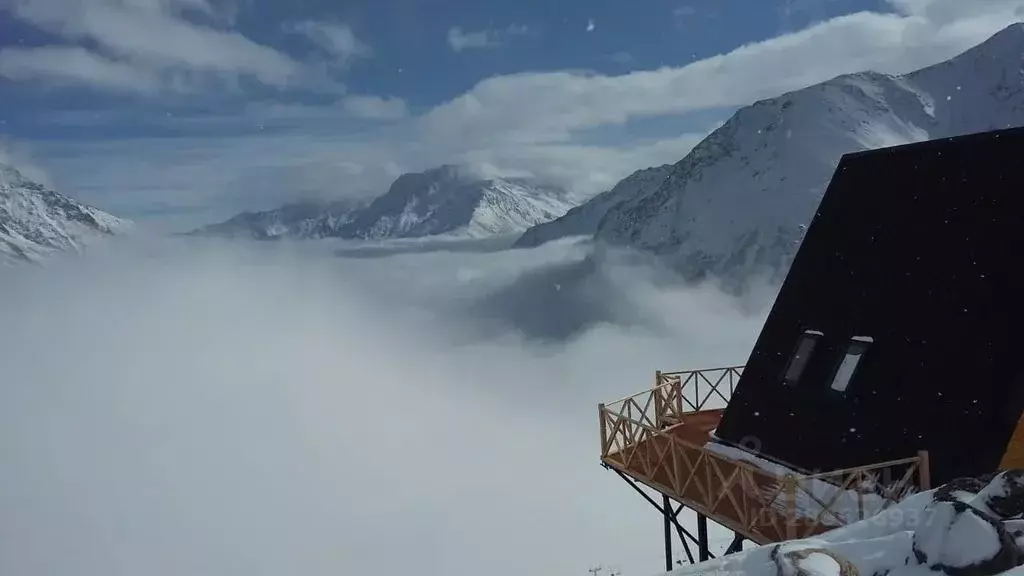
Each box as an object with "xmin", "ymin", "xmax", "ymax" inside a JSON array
[{"xmin": 714, "ymin": 126, "xmax": 1024, "ymax": 486}]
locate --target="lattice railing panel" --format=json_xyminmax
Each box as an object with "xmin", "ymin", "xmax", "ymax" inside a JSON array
[
  {"xmin": 600, "ymin": 366, "xmax": 744, "ymax": 455},
  {"xmin": 657, "ymin": 366, "xmax": 744, "ymax": 413}
]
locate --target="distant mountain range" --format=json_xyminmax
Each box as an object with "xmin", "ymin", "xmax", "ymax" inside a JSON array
[
  {"xmin": 516, "ymin": 23, "xmax": 1024, "ymax": 282},
  {"xmin": 8, "ymin": 24, "xmax": 1024, "ymax": 280},
  {"xmin": 198, "ymin": 25, "xmax": 1024, "ymax": 285},
  {"xmin": 191, "ymin": 165, "xmax": 579, "ymax": 241},
  {"xmin": 0, "ymin": 162, "xmax": 129, "ymax": 265}
]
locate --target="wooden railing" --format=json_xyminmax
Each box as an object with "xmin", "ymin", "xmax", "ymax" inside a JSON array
[
  {"xmin": 599, "ymin": 366, "xmax": 742, "ymax": 457},
  {"xmin": 656, "ymin": 366, "xmax": 744, "ymax": 414},
  {"xmin": 599, "ymin": 367, "xmax": 931, "ymax": 543},
  {"xmin": 782, "ymin": 453, "xmax": 930, "ymax": 533}
]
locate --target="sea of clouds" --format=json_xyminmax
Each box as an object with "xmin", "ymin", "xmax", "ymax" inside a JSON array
[{"xmin": 0, "ymin": 236, "xmax": 773, "ymax": 576}]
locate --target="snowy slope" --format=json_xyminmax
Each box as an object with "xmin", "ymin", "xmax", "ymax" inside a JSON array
[
  {"xmin": 337, "ymin": 165, "xmax": 576, "ymax": 240},
  {"xmin": 668, "ymin": 470, "xmax": 1024, "ymax": 576},
  {"xmin": 188, "ymin": 198, "xmax": 364, "ymax": 240},
  {"xmin": 513, "ymin": 165, "xmax": 673, "ymax": 248},
  {"xmin": 0, "ymin": 162, "xmax": 130, "ymax": 265},
  {"xmin": 590, "ymin": 23, "xmax": 1024, "ymax": 282}
]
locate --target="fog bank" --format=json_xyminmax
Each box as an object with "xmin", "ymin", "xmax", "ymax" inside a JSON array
[{"xmin": 0, "ymin": 238, "xmax": 772, "ymax": 576}]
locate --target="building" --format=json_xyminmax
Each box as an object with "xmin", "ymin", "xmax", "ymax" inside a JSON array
[
  {"xmin": 598, "ymin": 126, "xmax": 1024, "ymax": 568},
  {"xmin": 714, "ymin": 125, "xmax": 1024, "ymax": 487}
]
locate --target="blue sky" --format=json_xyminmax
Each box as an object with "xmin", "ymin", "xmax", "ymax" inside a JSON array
[
  {"xmin": 1, "ymin": 0, "xmax": 1022, "ymax": 230},
  {"xmin": 1, "ymin": 1, "xmax": 879, "ymax": 115},
  {"xmin": 1, "ymin": 0, "xmax": 883, "ymax": 136}
]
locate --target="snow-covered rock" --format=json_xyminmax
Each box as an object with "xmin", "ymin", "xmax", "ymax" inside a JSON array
[
  {"xmin": 197, "ymin": 165, "xmax": 576, "ymax": 241},
  {"xmin": 0, "ymin": 161, "xmax": 129, "ymax": 265},
  {"xmin": 513, "ymin": 165, "xmax": 672, "ymax": 248},
  {"xmin": 188, "ymin": 198, "xmax": 365, "ymax": 240},
  {"xmin": 587, "ymin": 23, "xmax": 1024, "ymax": 283},
  {"xmin": 338, "ymin": 165, "xmax": 576, "ymax": 239},
  {"xmin": 668, "ymin": 471, "xmax": 1024, "ymax": 576}
]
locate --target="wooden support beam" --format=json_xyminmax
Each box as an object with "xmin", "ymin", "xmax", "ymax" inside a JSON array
[{"xmin": 918, "ymin": 450, "xmax": 931, "ymax": 491}]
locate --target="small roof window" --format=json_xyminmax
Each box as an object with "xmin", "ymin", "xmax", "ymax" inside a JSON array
[
  {"xmin": 783, "ymin": 330, "xmax": 822, "ymax": 386},
  {"xmin": 831, "ymin": 336, "xmax": 872, "ymax": 393}
]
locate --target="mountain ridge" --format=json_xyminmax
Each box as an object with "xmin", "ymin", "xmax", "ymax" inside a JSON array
[
  {"xmin": 194, "ymin": 165, "xmax": 578, "ymax": 241},
  {"xmin": 0, "ymin": 162, "xmax": 130, "ymax": 265},
  {"xmin": 520, "ymin": 23, "xmax": 1024, "ymax": 285},
  {"xmin": 513, "ymin": 164, "xmax": 674, "ymax": 248},
  {"xmin": 188, "ymin": 198, "xmax": 366, "ymax": 240}
]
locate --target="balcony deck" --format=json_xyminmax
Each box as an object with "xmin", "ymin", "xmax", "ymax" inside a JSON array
[{"xmin": 599, "ymin": 367, "xmax": 930, "ymax": 545}]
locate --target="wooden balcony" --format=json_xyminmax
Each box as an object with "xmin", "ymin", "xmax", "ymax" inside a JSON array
[{"xmin": 599, "ymin": 367, "xmax": 931, "ymax": 545}]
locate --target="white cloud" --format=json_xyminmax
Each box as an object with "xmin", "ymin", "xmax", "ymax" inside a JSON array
[
  {"xmin": 886, "ymin": 0, "xmax": 1024, "ymax": 21},
  {"xmin": 610, "ymin": 51, "xmax": 634, "ymax": 65},
  {"xmin": 0, "ymin": 0, "xmax": 363, "ymax": 94},
  {"xmin": 27, "ymin": 125, "xmax": 709, "ymax": 234},
  {"xmin": 445, "ymin": 24, "xmax": 532, "ymax": 53},
  {"xmin": 340, "ymin": 95, "xmax": 409, "ymax": 119},
  {"xmin": 0, "ymin": 137, "xmax": 56, "ymax": 189},
  {"xmin": 0, "ymin": 46, "xmax": 161, "ymax": 94},
  {"xmin": 0, "ymin": 239, "xmax": 767, "ymax": 576},
  {"xmin": 447, "ymin": 26, "xmax": 501, "ymax": 52},
  {"xmin": 506, "ymin": 23, "xmax": 533, "ymax": 36},
  {"xmin": 287, "ymin": 21, "xmax": 371, "ymax": 68},
  {"xmin": 30, "ymin": 135, "xmax": 399, "ymax": 232},
  {"xmin": 673, "ymin": 5, "xmax": 697, "ymax": 18},
  {"xmin": 416, "ymin": 3, "xmax": 1024, "ymax": 158}
]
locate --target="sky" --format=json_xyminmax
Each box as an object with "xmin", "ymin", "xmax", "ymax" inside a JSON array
[
  {"xmin": 2, "ymin": 0, "xmax": 1024, "ymax": 231},
  {"xmin": 0, "ymin": 236, "xmax": 770, "ymax": 576}
]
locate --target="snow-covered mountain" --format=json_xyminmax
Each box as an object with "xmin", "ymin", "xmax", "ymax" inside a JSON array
[
  {"xmin": 670, "ymin": 470, "xmax": 1024, "ymax": 576},
  {"xmin": 338, "ymin": 165, "xmax": 576, "ymax": 240},
  {"xmin": 188, "ymin": 198, "xmax": 365, "ymax": 240},
  {"xmin": 0, "ymin": 161, "xmax": 129, "ymax": 265},
  {"xmin": 537, "ymin": 23, "xmax": 1024, "ymax": 283},
  {"xmin": 513, "ymin": 165, "xmax": 673, "ymax": 248},
  {"xmin": 197, "ymin": 165, "xmax": 577, "ymax": 241}
]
